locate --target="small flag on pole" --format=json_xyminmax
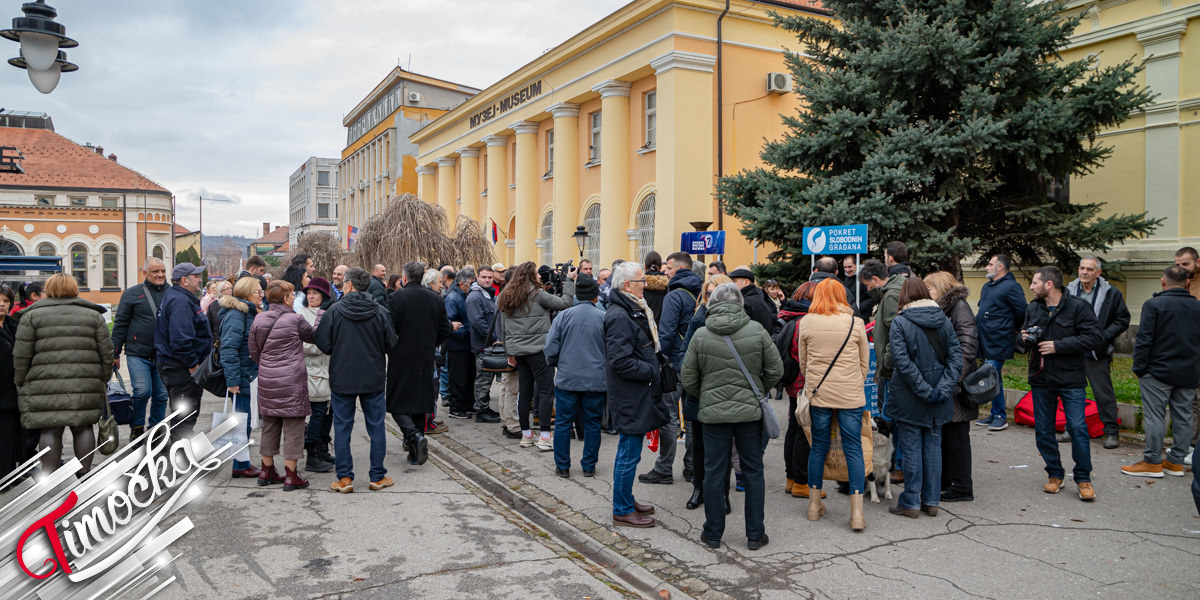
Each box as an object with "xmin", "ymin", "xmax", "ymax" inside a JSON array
[
  {"xmin": 347, "ymin": 225, "xmax": 359, "ymax": 251},
  {"xmin": 491, "ymin": 220, "xmax": 499, "ymax": 245}
]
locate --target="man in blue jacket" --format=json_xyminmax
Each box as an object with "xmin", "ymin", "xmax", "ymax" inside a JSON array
[
  {"xmin": 153, "ymin": 262, "xmax": 212, "ymax": 441},
  {"xmin": 545, "ymin": 275, "xmax": 607, "ymax": 478},
  {"xmin": 975, "ymin": 253, "xmax": 1028, "ymax": 431},
  {"xmin": 444, "ymin": 270, "xmax": 477, "ymax": 420},
  {"xmin": 640, "ymin": 251, "xmax": 702, "ymax": 485},
  {"xmin": 466, "ymin": 266, "xmax": 504, "ymax": 426}
]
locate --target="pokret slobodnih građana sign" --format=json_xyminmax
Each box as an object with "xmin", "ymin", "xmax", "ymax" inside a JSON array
[
  {"xmin": 468, "ymin": 81, "xmax": 544, "ymax": 129},
  {"xmin": 802, "ymin": 224, "xmax": 869, "ymax": 255}
]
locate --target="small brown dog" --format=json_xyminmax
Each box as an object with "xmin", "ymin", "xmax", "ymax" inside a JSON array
[{"xmin": 868, "ymin": 417, "xmax": 893, "ymax": 504}]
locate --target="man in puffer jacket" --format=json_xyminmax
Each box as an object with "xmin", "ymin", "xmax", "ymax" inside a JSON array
[{"xmin": 682, "ymin": 283, "xmax": 783, "ymax": 550}]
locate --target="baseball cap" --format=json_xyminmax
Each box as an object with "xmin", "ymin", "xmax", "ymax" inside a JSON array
[{"xmin": 171, "ymin": 262, "xmax": 206, "ymax": 281}]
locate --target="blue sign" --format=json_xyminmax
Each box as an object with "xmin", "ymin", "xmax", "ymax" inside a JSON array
[
  {"xmin": 681, "ymin": 231, "xmax": 725, "ymax": 255},
  {"xmin": 802, "ymin": 224, "xmax": 869, "ymax": 255},
  {"xmin": 865, "ymin": 342, "xmax": 879, "ymax": 417}
]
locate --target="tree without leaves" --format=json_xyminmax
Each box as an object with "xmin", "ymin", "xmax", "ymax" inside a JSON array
[
  {"xmin": 352, "ymin": 194, "xmax": 495, "ymax": 272},
  {"xmin": 717, "ymin": 0, "xmax": 1160, "ymax": 278}
]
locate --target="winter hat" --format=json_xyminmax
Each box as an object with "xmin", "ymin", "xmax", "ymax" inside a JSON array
[
  {"xmin": 303, "ymin": 277, "xmax": 333, "ymax": 300},
  {"xmin": 575, "ymin": 274, "xmax": 600, "ymax": 302},
  {"xmin": 729, "ymin": 268, "xmax": 756, "ymax": 283}
]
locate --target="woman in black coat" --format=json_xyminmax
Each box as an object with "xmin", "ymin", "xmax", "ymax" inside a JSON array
[
  {"xmin": 925, "ymin": 272, "xmax": 979, "ymax": 502},
  {"xmin": 605, "ymin": 263, "xmax": 668, "ymax": 528},
  {"xmin": 386, "ymin": 264, "xmax": 452, "ymax": 463},
  {"xmin": 0, "ymin": 283, "xmax": 35, "ymax": 483}
]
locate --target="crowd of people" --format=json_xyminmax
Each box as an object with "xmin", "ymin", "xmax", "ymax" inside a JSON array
[{"xmin": 1, "ymin": 243, "xmax": 1199, "ymax": 550}]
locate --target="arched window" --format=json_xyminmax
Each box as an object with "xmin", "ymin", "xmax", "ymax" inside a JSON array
[
  {"xmin": 539, "ymin": 211, "xmax": 553, "ymax": 268},
  {"xmin": 0, "ymin": 239, "xmax": 19, "ymax": 275},
  {"xmin": 152, "ymin": 246, "xmax": 164, "ymax": 260},
  {"xmin": 101, "ymin": 244, "xmax": 120, "ymax": 288},
  {"xmin": 634, "ymin": 193, "xmax": 656, "ymax": 263},
  {"xmin": 582, "ymin": 204, "xmax": 601, "ymax": 266},
  {"xmin": 70, "ymin": 243, "xmax": 88, "ymax": 288},
  {"xmin": 37, "ymin": 243, "xmax": 56, "ymax": 256}
]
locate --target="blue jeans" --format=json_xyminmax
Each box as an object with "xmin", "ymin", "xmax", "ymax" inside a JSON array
[
  {"xmin": 438, "ymin": 364, "xmax": 450, "ymax": 401},
  {"xmin": 230, "ymin": 391, "xmax": 252, "ymax": 471},
  {"xmin": 702, "ymin": 420, "xmax": 766, "ymax": 542},
  {"xmin": 613, "ymin": 433, "xmax": 644, "ymax": 516},
  {"xmin": 807, "ymin": 406, "xmax": 865, "ymax": 494},
  {"xmin": 986, "ymin": 359, "xmax": 1007, "ymax": 418},
  {"xmin": 894, "ymin": 422, "xmax": 942, "ymax": 509},
  {"xmin": 1031, "ymin": 387, "xmax": 1091, "ymax": 483},
  {"xmin": 879, "ymin": 379, "xmax": 901, "ymax": 469},
  {"xmin": 331, "ymin": 391, "xmax": 388, "ymax": 482},
  {"xmin": 126, "ymin": 356, "xmax": 168, "ymax": 429},
  {"xmin": 554, "ymin": 389, "xmax": 604, "ymax": 472}
]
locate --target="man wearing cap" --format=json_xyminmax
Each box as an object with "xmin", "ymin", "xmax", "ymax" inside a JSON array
[
  {"xmin": 154, "ymin": 262, "xmax": 213, "ymax": 440},
  {"xmin": 544, "ymin": 274, "xmax": 607, "ymax": 477},
  {"xmin": 492, "ymin": 263, "xmax": 507, "ymax": 296},
  {"xmin": 730, "ymin": 267, "xmax": 777, "ymax": 334}
]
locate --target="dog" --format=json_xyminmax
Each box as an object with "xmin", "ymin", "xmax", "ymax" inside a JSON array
[{"xmin": 867, "ymin": 417, "xmax": 893, "ymax": 504}]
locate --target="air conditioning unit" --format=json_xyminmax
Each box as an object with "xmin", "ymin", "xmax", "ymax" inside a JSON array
[
  {"xmin": 381, "ymin": 169, "xmax": 389, "ymax": 178},
  {"xmin": 767, "ymin": 72, "xmax": 793, "ymax": 94},
  {"xmin": 408, "ymin": 91, "xmax": 422, "ymax": 103}
]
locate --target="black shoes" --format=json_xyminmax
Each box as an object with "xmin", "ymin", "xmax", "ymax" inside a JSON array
[
  {"xmin": 638, "ymin": 471, "xmax": 674, "ymax": 485},
  {"xmin": 1103, "ymin": 434, "xmax": 1119, "ymax": 449},
  {"xmin": 304, "ymin": 444, "xmax": 334, "ymax": 473},
  {"xmin": 582, "ymin": 470, "xmax": 595, "ymax": 478},
  {"xmin": 940, "ymin": 488, "xmax": 974, "ymax": 502},
  {"xmin": 406, "ymin": 434, "xmax": 428, "ymax": 465},
  {"xmin": 475, "ymin": 410, "xmax": 500, "ymax": 424},
  {"xmin": 449, "ymin": 410, "xmax": 473, "ymax": 419},
  {"xmin": 501, "ymin": 425, "xmax": 523, "ymax": 439},
  {"xmin": 682, "ymin": 466, "xmax": 694, "ymax": 482},
  {"xmin": 556, "ymin": 468, "xmax": 570, "ymax": 478},
  {"xmin": 747, "ymin": 534, "xmax": 770, "ymax": 551},
  {"xmin": 700, "ymin": 535, "xmax": 720, "ymax": 549},
  {"xmin": 1056, "ymin": 431, "xmax": 1072, "ymax": 443},
  {"xmin": 686, "ymin": 489, "xmax": 703, "ymax": 510}
]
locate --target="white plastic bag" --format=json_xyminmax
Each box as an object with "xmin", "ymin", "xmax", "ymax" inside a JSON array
[
  {"xmin": 212, "ymin": 393, "xmax": 250, "ymax": 463},
  {"xmin": 248, "ymin": 377, "xmax": 260, "ymax": 429}
]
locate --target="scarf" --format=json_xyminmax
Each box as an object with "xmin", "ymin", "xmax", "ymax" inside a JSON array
[{"xmin": 622, "ymin": 291, "xmax": 660, "ymax": 351}]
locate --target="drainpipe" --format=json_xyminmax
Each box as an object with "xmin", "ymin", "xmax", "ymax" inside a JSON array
[
  {"xmin": 716, "ymin": 0, "xmax": 729, "ymax": 237},
  {"xmin": 121, "ymin": 193, "xmax": 127, "ymax": 289}
]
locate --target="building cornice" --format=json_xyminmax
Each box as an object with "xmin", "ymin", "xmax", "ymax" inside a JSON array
[
  {"xmin": 456, "ymin": 147, "xmax": 480, "ymax": 158},
  {"xmin": 591, "ymin": 80, "xmax": 632, "ymax": 98},
  {"xmin": 650, "ymin": 50, "xmax": 717, "ymax": 75},
  {"xmin": 548, "ymin": 103, "xmax": 581, "ymax": 119},
  {"xmin": 1065, "ymin": 3, "xmax": 1200, "ymax": 48},
  {"xmin": 509, "ymin": 121, "xmax": 540, "ymax": 135},
  {"xmin": 435, "ymin": 157, "xmax": 457, "ymax": 167},
  {"xmin": 415, "ymin": 165, "xmax": 436, "ymax": 176},
  {"xmin": 483, "ymin": 134, "xmax": 509, "ymax": 147}
]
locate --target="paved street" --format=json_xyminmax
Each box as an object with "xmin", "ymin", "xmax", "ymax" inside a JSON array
[{"xmin": 139, "ymin": 388, "xmax": 1200, "ymax": 600}]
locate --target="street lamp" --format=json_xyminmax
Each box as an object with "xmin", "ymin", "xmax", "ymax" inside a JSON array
[
  {"xmin": 572, "ymin": 225, "xmax": 588, "ymax": 258},
  {"xmin": 2, "ymin": 1, "xmax": 78, "ymax": 94}
]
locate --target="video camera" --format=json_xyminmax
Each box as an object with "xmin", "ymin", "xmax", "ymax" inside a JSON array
[{"xmin": 539, "ymin": 260, "xmax": 576, "ymax": 296}]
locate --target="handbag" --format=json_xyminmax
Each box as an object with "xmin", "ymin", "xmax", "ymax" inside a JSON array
[
  {"xmin": 722, "ymin": 335, "xmax": 781, "ymax": 440},
  {"xmin": 97, "ymin": 395, "xmax": 120, "ymax": 455},
  {"xmin": 105, "ymin": 367, "xmax": 135, "ymax": 425},
  {"xmin": 658, "ymin": 352, "xmax": 679, "ymax": 395},
  {"xmin": 211, "ymin": 392, "xmax": 251, "ymax": 462},
  {"xmin": 959, "ymin": 360, "xmax": 1001, "ymax": 406},
  {"xmin": 480, "ymin": 312, "xmax": 515, "ymax": 373},
  {"xmin": 191, "ymin": 345, "xmax": 228, "ymax": 396}
]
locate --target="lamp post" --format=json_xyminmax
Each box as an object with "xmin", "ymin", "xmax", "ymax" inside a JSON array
[
  {"xmin": 2, "ymin": 1, "xmax": 77, "ymax": 94},
  {"xmin": 572, "ymin": 225, "xmax": 588, "ymax": 259}
]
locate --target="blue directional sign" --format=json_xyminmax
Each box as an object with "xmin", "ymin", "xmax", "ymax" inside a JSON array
[
  {"xmin": 681, "ymin": 231, "xmax": 725, "ymax": 255},
  {"xmin": 802, "ymin": 224, "xmax": 869, "ymax": 255}
]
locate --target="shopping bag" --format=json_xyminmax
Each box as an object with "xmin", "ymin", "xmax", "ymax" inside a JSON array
[
  {"xmin": 248, "ymin": 377, "xmax": 260, "ymax": 430},
  {"xmin": 106, "ymin": 368, "xmax": 135, "ymax": 425},
  {"xmin": 211, "ymin": 393, "xmax": 250, "ymax": 463},
  {"xmin": 798, "ymin": 397, "xmax": 873, "ymax": 483}
]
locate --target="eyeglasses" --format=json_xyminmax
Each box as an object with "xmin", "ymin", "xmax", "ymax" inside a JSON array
[
  {"xmin": 254, "ymin": 290, "xmax": 265, "ymax": 295},
  {"xmin": 629, "ymin": 279, "xmax": 646, "ymax": 283}
]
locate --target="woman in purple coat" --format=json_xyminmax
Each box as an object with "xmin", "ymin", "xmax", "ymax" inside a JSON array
[{"xmin": 249, "ymin": 281, "xmax": 317, "ymax": 491}]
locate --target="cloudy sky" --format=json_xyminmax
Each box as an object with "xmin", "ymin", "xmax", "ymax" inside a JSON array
[{"xmin": 3, "ymin": 0, "xmax": 630, "ymax": 238}]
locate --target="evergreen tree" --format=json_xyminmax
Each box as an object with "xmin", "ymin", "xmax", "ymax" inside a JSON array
[
  {"xmin": 717, "ymin": 0, "xmax": 1159, "ymax": 276},
  {"xmin": 175, "ymin": 246, "xmax": 208, "ymax": 285}
]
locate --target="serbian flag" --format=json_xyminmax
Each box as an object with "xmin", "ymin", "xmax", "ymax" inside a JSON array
[
  {"xmin": 347, "ymin": 225, "xmax": 359, "ymax": 250},
  {"xmin": 491, "ymin": 220, "xmax": 499, "ymax": 244}
]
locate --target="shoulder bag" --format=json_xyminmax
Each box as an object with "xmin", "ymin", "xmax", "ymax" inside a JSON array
[
  {"xmin": 722, "ymin": 335, "xmax": 781, "ymax": 440},
  {"xmin": 480, "ymin": 311, "xmax": 516, "ymax": 373},
  {"xmin": 97, "ymin": 392, "xmax": 120, "ymax": 455}
]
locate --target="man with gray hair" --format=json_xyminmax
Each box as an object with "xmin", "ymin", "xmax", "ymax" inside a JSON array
[
  {"xmin": 1062, "ymin": 256, "xmax": 1129, "ymax": 449},
  {"xmin": 112, "ymin": 257, "xmax": 171, "ymax": 440},
  {"xmin": 315, "ymin": 267, "xmax": 397, "ymax": 493},
  {"xmin": 445, "ymin": 268, "xmax": 482, "ymax": 420}
]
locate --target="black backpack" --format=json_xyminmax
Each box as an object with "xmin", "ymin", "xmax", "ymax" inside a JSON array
[{"xmin": 773, "ymin": 317, "xmax": 801, "ymax": 389}]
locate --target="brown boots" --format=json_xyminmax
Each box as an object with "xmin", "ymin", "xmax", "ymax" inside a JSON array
[
  {"xmin": 257, "ymin": 463, "xmax": 283, "ymax": 486},
  {"xmin": 807, "ymin": 493, "xmax": 826, "ymax": 521},
  {"xmin": 283, "ymin": 467, "xmax": 309, "ymax": 491},
  {"xmin": 849, "ymin": 493, "xmax": 865, "ymax": 531}
]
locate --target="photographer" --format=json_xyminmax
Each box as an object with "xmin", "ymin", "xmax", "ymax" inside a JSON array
[{"xmin": 1016, "ymin": 266, "xmax": 1103, "ymax": 502}]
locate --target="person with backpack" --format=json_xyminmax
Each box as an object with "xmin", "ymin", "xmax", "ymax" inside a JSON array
[{"xmin": 887, "ymin": 278, "xmax": 963, "ymax": 518}]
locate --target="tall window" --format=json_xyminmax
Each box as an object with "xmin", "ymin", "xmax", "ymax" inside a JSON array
[
  {"xmin": 101, "ymin": 245, "xmax": 119, "ymax": 288},
  {"xmin": 152, "ymin": 246, "xmax": 164, "ymax": 260},
  {"xmin": 644, "ymin": 91, "xmax": 657, "ymax": 148},
  {"xmin": 0, "ymin": 240, "xmax": 18, "ymax": 275},
  {"xmin": 634, "ymin": 193, "xmax": 656, "ymax": 262},
  {"xmin": 583, "ymin": 204, "xmax": 601, "ymax": 266},
  {"xmin": 318, "ymin": 203, "xmax": 330, "ymax": 219},
  {"xmin": 545, "ymin": 129, "xmax": 554, "ymax": 176},
  {"xmin": 70, "ymin": 243, "xmax": 88, "ymax": 288},
  {"xmin": 37, "ymin": 243, "xmax": 56, "ymax": 256},
  {"xmin": 317, "ymin": 170, "xmax": 330, "ymax": 186},
  {"xmin": 589, "ymin": 111, "xmax": 602, "ymax": 162},
  {"xmin": 539, "ymin": 211, "xmax": 554, "ymax": 267}
]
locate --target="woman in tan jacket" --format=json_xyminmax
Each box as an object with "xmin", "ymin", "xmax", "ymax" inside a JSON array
[{"xmin": 797, "ymin": 278, "xmax": 871, "ymax": 531}]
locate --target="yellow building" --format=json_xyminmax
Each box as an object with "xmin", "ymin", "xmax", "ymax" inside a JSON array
[
  {"xmin": 339, "ymin": 69, "xmax": 479, "ymax": 243},
  {"xmin": 412, "ymin": 0, "xmax": 831, "ymax": 268},
  {"xmin": 1048, "ymin": 0, "xmax": 1198, "ymax": 323}
]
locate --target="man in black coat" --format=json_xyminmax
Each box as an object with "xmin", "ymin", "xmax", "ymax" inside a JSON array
[
  {"xmin": 387, "ymin": 262, "xmax": 453, "ymax": 466},
  {"xmin": 314, "ymin": 267, "xmax": 397, "ymax": 493},
  {"xmin": 154, "ymin": 262, "xmax": 212, "ymax": 441},
  {"xmin": 111, "ymin": 258, "xmax": 170, "ymax": 439},
  {"xmin": 1123, "ymin": 265, "xmax": 1200, "ymax": 479},
  {"xmin": 368, "ymin": 264, "xmax": 389, "ymax": 306},
  {"xmin": 605, "ymin": 262, "xmax": 668, "ymax": 528},
  {"xmin": 1060, "ymin": 256, "xmax": 1130, "ymax": 449},
  {"xmin": 730, "ymin": 268, "xmax": 777, "ymax": 335},
  {"xmin": 1016, "ymin": 266, "xmax": 1103, "ymax": 501}
]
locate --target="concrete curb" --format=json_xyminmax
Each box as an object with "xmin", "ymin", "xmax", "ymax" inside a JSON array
[{"xmin": 426, "ymin": 434, "xmax": 696, "ymax": 600}]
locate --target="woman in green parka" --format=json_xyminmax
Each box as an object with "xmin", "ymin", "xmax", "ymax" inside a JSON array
[{"xmin": 13, "ymin": 273, "xmax": 113, "ymax": 476}]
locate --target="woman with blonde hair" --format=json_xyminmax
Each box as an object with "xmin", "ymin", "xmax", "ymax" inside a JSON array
[
  {"xmin": 219, "ymin": 276, "xmax": 262, "ymax": 478},
  {"xmin": 798, "ymin": 278, "xmax": 871, "ymax": 530},
  {"xmin": 923, "ymin": 271, "xmax": 978, "ymax": 502},
  {"xmin": 13, "ymin": 273, "xmax": 113, "ymax": 476},
  {"xmin": 250, "ymin": 280, "xmax": 318, "ymax": 490}
]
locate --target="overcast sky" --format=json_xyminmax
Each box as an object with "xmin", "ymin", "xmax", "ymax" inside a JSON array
[{"xmin": 2, "ymin": 0, "xmax": 629, "ymax": 238}]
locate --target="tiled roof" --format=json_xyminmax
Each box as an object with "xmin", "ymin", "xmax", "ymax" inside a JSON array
[
  {"xmin": 174, "ymin": 224, "xmax": 193, "ymax": 235},
  {"xmin": 253, "ymin": 225, "xmax": 289, "ymax": 245},
  {"xmin": 0, "ymin": 127, "xmax": 170, "ymax": 194},
  {"xmin": 274, "ymin": 240, "xmax": 290, "ymax": 253}
]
